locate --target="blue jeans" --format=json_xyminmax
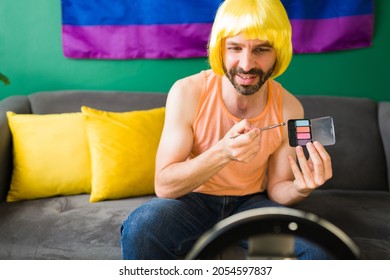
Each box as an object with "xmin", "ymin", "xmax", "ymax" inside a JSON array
[{"xmin": 120, "ymin": 192, "xmax": 330, "ymax": 259}]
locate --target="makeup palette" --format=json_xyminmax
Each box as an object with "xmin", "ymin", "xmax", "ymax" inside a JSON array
[
  {"xmin": 288, "ymin": 116, "xmax": 336, "ymax": 147},
  {"xmin": 288, "ymin": 119, "xmax": 312, "ymax": 146}
]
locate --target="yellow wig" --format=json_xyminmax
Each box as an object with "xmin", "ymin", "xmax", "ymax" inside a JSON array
[{"xmin": 208, "ymin": 0, "xmax": 292, "ymax": 79}]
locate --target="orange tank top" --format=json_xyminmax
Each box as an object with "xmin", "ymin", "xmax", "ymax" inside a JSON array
[{"xmin": 191, "ymin": 70, "xmax": 284, "ymax": 196}]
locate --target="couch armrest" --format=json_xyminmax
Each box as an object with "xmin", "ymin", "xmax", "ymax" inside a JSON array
[
  {"xmin": 379, "ymin": 102, "xmax": 390, "ymax": 191},
  {"xmin": 0, "ymin": 96, "xmax": 31, "ymax": 201}
]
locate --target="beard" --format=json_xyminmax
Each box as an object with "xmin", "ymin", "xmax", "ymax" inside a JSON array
[{"xmin": 224, "ymin": 64, "xmax": 275, "ymax": 96}]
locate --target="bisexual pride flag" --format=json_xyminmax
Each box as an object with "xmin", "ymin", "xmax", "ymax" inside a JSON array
[
  {"xmin": 61, "ymin": 0, "xmax": 374, "ymax": 59},
  {"xmin": 281, "ymin": 0, "xmax": 374, "ymax": 53},
  {"xmin": 61, "ymin": 0, "xmax": 223, "ymax": 59}
]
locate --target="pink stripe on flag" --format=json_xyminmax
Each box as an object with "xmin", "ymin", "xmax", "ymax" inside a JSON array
[
  {"xmin": 290, "ymin": 14, "xmax": 373, "ymax": 53},
  {"xmin": 62, "ymin": 23, "xmax": 212, "ymax": 59}
]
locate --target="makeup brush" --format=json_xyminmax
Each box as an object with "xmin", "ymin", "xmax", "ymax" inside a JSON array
[
  {"xmin": 259, "ymin": 122, "xmax": 286, "ymax": 131},
  {"xmin": 230, "ymin": 122, "xmax": 286, "ymax": 139}
]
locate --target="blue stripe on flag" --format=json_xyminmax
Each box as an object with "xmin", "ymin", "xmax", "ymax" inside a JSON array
[
  {"xmin": 281, "ymin": 0, "xmax": 373, "ymax": 20},
  {"xmin": 62, "ymin": 0, "xmax": 223, "ymax": 26}
]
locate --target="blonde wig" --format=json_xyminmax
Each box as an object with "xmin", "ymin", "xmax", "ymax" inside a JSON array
[{"xmin": 208, "ymin": 0, "xmax": 292, "ymax": 79}]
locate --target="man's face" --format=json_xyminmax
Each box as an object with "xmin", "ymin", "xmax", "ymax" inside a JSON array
[{"xmin": 223, "ymin": 34, "xmax": 277, "ymax": 96}]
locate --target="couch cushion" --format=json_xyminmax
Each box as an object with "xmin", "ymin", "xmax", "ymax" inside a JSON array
[
  {"xmin": 82, "ymin": 106, "xmax": 165, "ymax": 202},
  {"xmin": 298, "ymin": 96, "xmax": 388, "ymax": 191},
  {"xmin": 28, "ymin": 90, "xmax": 167, "ymax": 114},
  {"xmin": 0, "ymin": 194, "xmax": 155, "ymax": 259},
  {"xmin": 6, "ymin": 112, "xmax": 91, "ymax": 202}
]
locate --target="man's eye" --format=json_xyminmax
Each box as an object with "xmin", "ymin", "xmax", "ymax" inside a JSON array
[
  {"xmin": 254, "ymin": 48, "xmax": 269, "ymax": 54},
  {"xmin": 227, "ymin": 47, "xmax": 241, "ymax": 51}
]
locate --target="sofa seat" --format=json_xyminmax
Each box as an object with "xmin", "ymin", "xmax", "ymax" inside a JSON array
[{"xmin": 0, "ymin": 194, "xmax": 155, "ymax": 259}]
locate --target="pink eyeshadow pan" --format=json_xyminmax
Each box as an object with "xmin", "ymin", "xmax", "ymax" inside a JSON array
[{"xmin": 297, "ymin": 132, "xmax": 311, "ymax": 139}]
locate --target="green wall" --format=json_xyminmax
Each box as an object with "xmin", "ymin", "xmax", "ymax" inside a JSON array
[{"xmin": 1, "ymin": 0, "xmax": 389, "ymax": 101}]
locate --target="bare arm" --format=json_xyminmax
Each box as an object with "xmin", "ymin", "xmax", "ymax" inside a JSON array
[
  {"xmin": 155, "ymin": 74, "xmax": 261, "ymax": 198},
  {"xmin": 266, "ymin": 90, "xmax": 333, "ymax": 205}
]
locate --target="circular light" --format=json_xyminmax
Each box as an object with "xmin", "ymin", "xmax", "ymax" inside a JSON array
[{"xmin": 288, "ymin": 222, "xmax": 298, "ymax": 231}]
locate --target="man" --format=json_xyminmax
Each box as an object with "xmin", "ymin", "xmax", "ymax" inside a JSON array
[{"xmin": 120, "ymin": 0, "xmax": 332, "ymax": 259}]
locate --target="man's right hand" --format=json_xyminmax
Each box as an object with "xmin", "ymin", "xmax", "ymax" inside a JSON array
[{"xmin": 223, "ymin": 119, "xmax": 261, "ymax": 163}]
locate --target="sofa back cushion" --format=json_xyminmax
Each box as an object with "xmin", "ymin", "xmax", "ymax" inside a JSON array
[
  {"xmin": 299, "ymin": 96, "xmax": 388, "ymax": 191},
  {"xmin": 28, "ymin": 90, "xmax": 168, "ymax": 114}
]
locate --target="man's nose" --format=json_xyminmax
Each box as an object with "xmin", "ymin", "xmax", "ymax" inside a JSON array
[{"xmin": 238, "ymin": 50, "xmax": 256, "ymax": 72}]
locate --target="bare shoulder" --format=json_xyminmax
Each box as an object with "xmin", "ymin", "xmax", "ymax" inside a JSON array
[
  {"xmin": 168, "ymin": 71, "xmax": 205, "ymax": 102},
  {"xmin": 281, "ymin": 87, "xmax": 304, "ymax": 120},
  {"xmin": 165, "ymin": 71, "xmax": 206, "ymax": 125}
]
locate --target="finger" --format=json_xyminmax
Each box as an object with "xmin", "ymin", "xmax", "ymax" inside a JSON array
[
  {"xmin": 230, "ymin": 128, "xmax": 260, "ymax": 143},
  {"xmin": 289, "ymin": 155, "xmax": 314, "ymax": 197},
  {"xmin": 240, "ymin": 134, "xmax": 262, "ymax": 160},
  {"xmin": 229, "ymin": 144, "xmax": 257, "ymax": 162},
  {"xmin": 229, "ymin": 119, "xmax": 254, "ymax": 139},
  {"xmin": 295, "ymin": 145, "xmax": 310, "ymax": 175},
  {"xmin": 313, "ymin": 141, "xmax": 333, "ymax": 180},
  {"xmin": 296, "ymin": 146, "xmax": 319, "ymax": 190},
  {"xmin": 246, "ymin": 128, "xmax": 260, "ymax": 140},
  {"xmin": 306, "ymin": 142, "xmax": 326, "ymax": 186},
  {"xmin": 288, "ymin": 155, "xmax": 305, "ymax": 187},
  {"xmin": 236, "ymin": 119, "xmax": 254, "ymax": 133},
  {"xmin": 229, "ymin": 132, "xmax": 261, "ymax": 162}
]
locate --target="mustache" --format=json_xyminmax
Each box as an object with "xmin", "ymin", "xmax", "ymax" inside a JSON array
[{"xmin": 231, "ymin": 67, "xmax": 264, "ymax": 76}]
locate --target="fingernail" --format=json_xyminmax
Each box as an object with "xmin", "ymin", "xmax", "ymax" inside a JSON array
[
  {"xmin": 306, "ymin": 142, "xmax": 314, "ymax": 148},
  {"xmin": 313, "ymin": 141, "xmax": 321, "ymax": 147}
]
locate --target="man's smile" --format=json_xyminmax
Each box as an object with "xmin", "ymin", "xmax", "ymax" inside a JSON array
[{"xmin": 236, "ymin": 73, "xmax": 258, "ymax": 85}]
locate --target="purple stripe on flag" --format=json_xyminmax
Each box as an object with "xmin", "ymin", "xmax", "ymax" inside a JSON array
[
  {"xmin": 62, "ymin": 23, "xmax": 212, "ymax": 59},
  {"xmin": 290, "ymin": 14, "xmax": 373, "ymax": 53}
]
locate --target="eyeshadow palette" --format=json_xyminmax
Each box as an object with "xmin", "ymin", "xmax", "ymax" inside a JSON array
[
  {"xmin": 288, "ymin": 119, "xmax": 312, "ymax": 146},
  {"xmin": 288, "ymin": 116, "xmax": 336, "ymax": 147}
]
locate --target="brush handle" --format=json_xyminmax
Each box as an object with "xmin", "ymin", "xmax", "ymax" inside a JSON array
[
  {"xmin": 230, "ymin": 122, "xmax": 285, "ymax": 139},
  {"xmin": 259, "ymin": 122, "xmax": 286, "ymax": 131}
]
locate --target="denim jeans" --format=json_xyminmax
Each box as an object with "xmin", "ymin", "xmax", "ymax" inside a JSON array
[{"xmin": 120, "ymin": 192, "xmax": 331, "ymax": 260}]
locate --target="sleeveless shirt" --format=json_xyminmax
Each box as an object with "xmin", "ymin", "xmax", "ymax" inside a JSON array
[{"xmin": 191, "ymin": 70, "xmax": 284, "ymax": 196}]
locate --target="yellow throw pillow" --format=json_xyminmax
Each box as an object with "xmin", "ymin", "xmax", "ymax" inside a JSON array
[
  {"xmin": 6, "ymin": 112, "xmax": 92, "ymax": 202},
  {"xmin": 81, "ymin": 106, "xmax": 165, "ymax": 202}
]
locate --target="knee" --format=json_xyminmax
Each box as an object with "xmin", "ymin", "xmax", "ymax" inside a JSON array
[
  {"xmin": 121, "ymin": 204, "xmax": 155, "ymax": 241},
  {"xmin": 120, "ymin": 198, "xmax": 183, "ymax": 259},
  {"xmin": 120, "ymin": 198, "xmax": 178, "ymax": 243}
]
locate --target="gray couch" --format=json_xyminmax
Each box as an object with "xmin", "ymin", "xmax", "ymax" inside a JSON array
[{"xmin": 0, "ymin": 90, "xmax": 389, "ymax": 260}]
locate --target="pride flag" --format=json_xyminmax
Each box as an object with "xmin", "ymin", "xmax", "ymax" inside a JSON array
[
  {"xmin": 281, "ymin": 0, "xmax": 374, "ymax": 53},
  {"xmin": 61, "ymin": 0, "xmax": 223, "ymax": 59},
  {"xmin": 61, "ymin": 0, "xmax": 374, "ymax": 59}
]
